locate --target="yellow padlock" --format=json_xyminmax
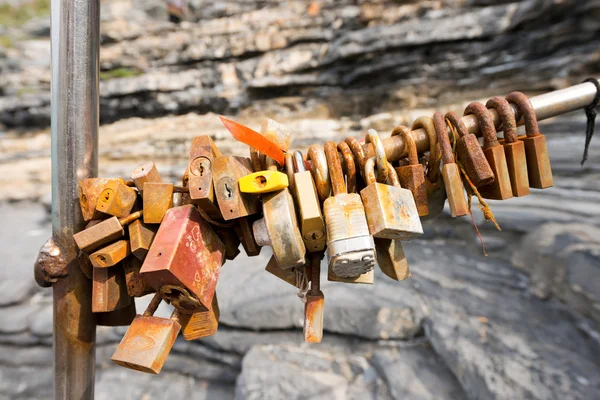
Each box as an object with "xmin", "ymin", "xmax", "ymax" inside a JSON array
[{"xmin": 238, "ymin": 171, "xmax": 289, "ymax": 194}]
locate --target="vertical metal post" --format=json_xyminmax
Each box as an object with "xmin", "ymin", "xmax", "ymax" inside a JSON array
[{"xmin": 51, "ymin": 0, "xmax": 100, "ymax": 398}]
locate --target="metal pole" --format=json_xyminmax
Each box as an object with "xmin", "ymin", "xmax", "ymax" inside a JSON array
[
  {"xmin": 51, "ymin": 0, "xmax": 100, "ymax": 398},
  {"xmin": 374, "ymin": 79, "xmax": 600, "ymax": 161}
]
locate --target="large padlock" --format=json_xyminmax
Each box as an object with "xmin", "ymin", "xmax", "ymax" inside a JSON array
[
  {"xmin": 304, "ymin": 255, "xmax": 324, "ymax": 343},
  {"xmin": 307, "ymin": 144, "xmax": 331, "ymax": 202},
  {"xmin": 235, "ymin": 216, "xmax": 261, "ymax": 257},
  {"xmin": 96, "ymin": 178, "xmax": 138, "ymax": 218},
  {"xmin": 89, "ymin": 239, "xmax": 131, "ymax": 268},
  {"xmin": 123, "ymin": 256, "xmax": 154, "ymax": 297},
  {"xmin": 140, "ymin": 205, "xmax": 225, "ymax": 313},
  {"xmin": 128, "ymin": 219, "xmax": 156, "ymax": 261},
  {"xmin": 74, "ymin": 211, "xmax": 142, "ymax": 253},
  {"xmin": 291, "ymin": 151, "xmax": 327, "ymax": 252},
  {"xmin": 486, "ymin": 96, "xmax": 530, "ymax": 197},
  {"xmin": 177, "ymin": 293, "xmax": 220, "ymax": 340},
  {"xmin": 360, "ymin": 131, "xmax": 423, "ymax": 240},
  {"xmin": 143, "ymin": 182, "xmax": 175, "ymax": 224},
  {"xmin": 212, "ymin": 156, "xmax": 261, "ymax": 220},
  {"xmin": 131, "ymin": 161, "xmax": 162, "ymax": 194},
  {"xmin": 112, "ymin": 294, "xmax": 180, "ymax": 374},
  {"xmin": 96, "ymin": 302, "xmax": 136, "ymax": 327},
  {"xmin": 506, "ymin": 91, "xmax": 554, "ymax": 189},
  {"xmin": 375, "ymin": 238, "xmax": 411, "ymax": 281},
  {"xmin": 448, "ymin": 111, "xmax": 495, "ymax": 188},
  {"xmin": 92, "ymin": 262, "xmax": 131, "ymax": 313},
  {"xmin": 433, "ymin": 112, "xmax": 468, "ymax": 217},
  {"xmin": 79, "ymin": 178, "xmax": 110, "ymax": 221},
  {"xmin": 252, "ymin": 188, "xmax": 306, "ymax": 270},
  {"xmin": 393, "ymin": 126, "xmax": 428, "ymax": 216},
  {"xmin": 323, "ymin": 141, "xmax": 375, "ymax": 278},
  {"xmin": 188, "ymin": 136, "xmax": 223, "ymax": 219},
  {"xmin": 465, "ymin": 102, "xmax": 513, "ymax": 200}
]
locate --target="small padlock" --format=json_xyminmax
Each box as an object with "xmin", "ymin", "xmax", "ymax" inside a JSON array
[
  {"xmin": 375, "ymin": 238, "xmax": 411, "ymax": 281},
  {"xmin": 307, "ymin": 144, "xmax": 331, "ymax": 202},
  {"xmin": 74, "ymin": 211, "xmax": 143, "ymax": 254},
  {"xmin": 96, "ymin": 179, "xmax": 138, "ymax": 218},
  {"xmin": 188, "ymin": 136, "xmax": 223, "ymax": 219},
  {"xmin": 128, "ymin": 219, "xmax": 156, "ymax": 261},
  {"xmin": 92, "ymin": 262, "xmax": 132, "ymax": 313},
  {"xmin": 79, "ymin": 178, "xmax": 110, "ymax": 221},
  {"xmin": 212, "ymin": 156, "xmax": 261, "ymax": 220},
  {"xmin": 360, "ymin": 130, "xmax": 423, "ymax": 240},
  {"xmin": 304, "ymin": 255, "xmax": 324, "ymax": 343},
  {"xmin": 177, "ymin": 293, "xmax": 220, "ymax": 340},
  {"xmin": 393, "ymin": 126, "xmax": 428, "ymax": 216},
  {"xmin": 433, "ymin": 112, "xmax": 468, "ymax": 217},
  {"xmin": 506, "ymin": 91, "xmax": 554, "ymax": 189},
  {"xmin": 291, "ymin": 151, "xmax": 327, "ymax": 252},
  {"xmin": 112, "ymin": 293, "xmax": 180, "ymax": 374},
  {"xmin": 123, "ymin": 256, "xmax": 154, "ymax": 297},
  {"xmin": 465, "ymin": 102, "xmax": 513, "ymax": 200},
  {"xmin": 143, "ymin": 182, "xmax": 174, "ymax": 224},
  {"xmin": 235, "ymin": 216, "xmax": 261, "ymax": 257},
  {"xmin": 487, "ymin": 96, "xmax": 530, "ymax": 197},
  {"xmin": 239, "ymin": 170, "xmax": 289, "ymax": 194},
  {"xmin": 264, "ymin": 255, "xmax": 298, "ymax": 287},
  {"xmin": 323, "ymin": 141, "xmax": 376, "ymax": 278},
  {"xmin": 252, "ymin": 188, "xmax": 306, "ymax": 270},
  {"xmin": 89, "ymin": 240, "xmax": 131, "ymax": 268},
  {"xmin": 448, "ymin": 111, "xmax": 495, "ymax": 188},
  {"xmin": 131, "ymin": 161, "xmax": 162, "ymax": 194},
  {"xmin": 96, "ymin": 302, "xmax": 136, "ymax": 327},
  {"xmin": 140, "ymin": 205, "xmax": 225, "ymax": 313}
]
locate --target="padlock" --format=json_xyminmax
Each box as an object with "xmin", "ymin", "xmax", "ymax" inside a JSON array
[
  {"xmin": 79, "ymin": 178, "xmax": 110, "ymax": 221},
  {"xmin": 291, "ymin": 151, "xmax": 327, "ymax": 253},
  {"xmin": 327, "ymin": 265, "xmax": 374, "ymax": 284},
  {"xmin": 307, "ymin": 144, "xmax": 331, "ymax": 202},
  {"xmin": 260, "ymin": 117, "xmax": 292, "ymax": 151},
  {"xmin": 235, "ymin": 216, "xmax": 261, "ymax": 257},
  {"xmin": 212, "ymin": 156, "xmax": 261, "ymax": 220},
  {"xmin": 112, "ymin": 293, "xmax": 180, "ymax": 374},
  {"xmin": 250, "ymin": 147, "xmax": 266, "ymax": 172},
  {"xmin": 142, "ymin": 182, "xmax": 174, "ymax": 224},
  {"xmin": 486, "ymin": 96, "xmax": 530, "ymax": 197},
  {"xmin": 177, "ymin": 293, "xmax": 220, "ymax": 340},
  {"xmin": 95, "ymin": 179, "xmax": 138, "ymax": 218},
  {"xmin": 96, "ymin": 302, "xmax": 137, "ymax": 327},
  {"xmin": 337, "ymin": 141, "xmax": 357, "ymax": 194},
  {"xmin": 239, "ymin": 170, "xmax": 289, "ymax": 194},
  {"xmin": 140, "ymin": 205, "xmax": 225, "ymax": 313},
  {"xmin": 447, "ymin": 111, "xmax": 495, "ymax": 188},
  {"xmin": 77, "ymin": 250, "xmax": 94, "ymax": 280},
  {"xmin": 178, "ymin": 169, "xmax": 192, "ymax": 207},
  {"xmin": 464, "ymin": 102, "xmax": 513, "ymax": 200},
  {"xmin": 252, "ymin": 188, "xmax": 306, "ymax": 270},
  {"xmin": 188, "ymin": 136, "xmax": 223, "ymax": 219},
  {"xmin": 304, "ymin": 255, "xmax": 324, "ymax": 343},
  {"xmin": 131, "ymin": 161, "xmax": 162, "ymax": 194},
  {"xmin": 92, "ymin": 262, "xmax": 131, "ymax": 313},
  {"xmin": 264, "ymin": 255, "xmax": 298, "ymax": 287},
  {"xmin": 128, "ymin": 219, "xmax": 156, "ymax": 261},
  {"xmin": 506, "ymin": 91, "xmax": 554, "ymax": 189},
  {"xmin": 74, "ymin": 211, "xmax": 142, "ymax": 253},
  {"xmin": 374, "ymin": 238, "xmax": 411, "ymax": 281},
  {"xmin": 123, "ymin": 256, "xmax": 154, "ymax": 297},
  {"xmin": 323, "ymin": 141, "xmax": 375, "ymax": 278},
  {"xmin": 392, "ymin": 126, "xmax": 428, "ymax": 216},
  {"xmin": 412, "ymin": 117, "xmax": 447, "ymax": 219},
  {"xmin": 215, "ymin": 226, "xmax": 241, "ymax": 261},
  {"xmin": 89, "ymin": 240, "xmax": 131, "ymax": 268},
  {"xmin": 433, "ymin": 112, "xmax": 468, "ymax": 217},
  {"xmin": 284, "ymin": 152, "xmax": 296, "ymax": 193}
]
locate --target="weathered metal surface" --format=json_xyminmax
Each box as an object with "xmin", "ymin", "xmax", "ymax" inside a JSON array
[
  {"xmin": 260, "ymin": 117, "xmax": 292, "ymax": 151},
  {"xmin": 264, "ymin": 255, "xmax": 298, "ymax": 287},
  {"xmin": 91, "ymin": 263, "xmax": 131, "ymax": 313},
  {"xmin": 96, "ymin": 179, "xmax": 138, "ymax": 218},
  {"xmin": 215, "ymin": 226, "xmax": 241, "ymax": 261},
  {"xmin": 506, "ymin": 91, "xmax": 554, "ymax": 189},
  {"xmin": 77, "ymin": 250, "xmax": 94, "ymax": 280},
  {"xmin": 235, "ymin": 216, "xmax": 261, "ymax": 257},
  {"xmin": 487, "ymin": 97, "xmax": 530, "ymax": 197},
  {"xmin": 345, "ymin": 136, "xmax": 367, "ymax": 180},
  {"xmin": 131, "ymin": 161, "xmax": 162, "ymax": 193},
  {"xmin": 73, "ymin": 216, "xmax": 125, "ymax": 254},
  {"xmin": 159, "ymin": 285, "xmax": 206, "ymax": 313},
  {"xmin": 393, "ymin": 125, "xmax": 429, "ymax": 216},
  {"xmin": 90, "ymin": 240, "xmax": 130, "ymax": 268},
  {"xmin": 143, "ymin": 182, "xmax": 174, "ymax": 224},
  {"xmin": 178, "ymin": 293, "xmax": 220, "ymax": 340},
  {"xmin": 307, "ymin": 145, "xmax": 331, "ymax": 202},
  {"xmin": 128, "ymin": 219, "xmax": 156, "ymax": 261},
  {"xmin": 34, "ymin": 237, "xmax": 69, "ymax": 287},
  {"xmin": 96, "ymin": 302, "xmax": 136, "ymax": 327},
  {"xmin": 140, "ymin": 205, "xmax": 225, "ymax": 311},
  {"xmin": 122, "ymin": 256, "xmax": 154, "ymax": 297},
  {"xmin": 375, "ymin": 238, "xmax": 411, "ymax": 281},
  {"xmin": 337, "ymin": 141, "xmax": 357, "ymax": 195},
  {"xmin": 212, "ymin": 155, "xmax": 261, "ymax": 220},
  {"xmin": 78, "ymin": 178, "xmax": 110, "ymax": 221},
  {"xmin": 188, "ymin": 136, "xmax": 223, "ymax": 219},
  {"xmin": 219, "ymin": 116, "xmax": 285, "ymax": 166},
  {"xmin": 304, "ymin": 255, "xmax": 324, "ymax": 343},
  {"xmin": 327, "ymin": 262, "xmax": 374, "ymax": 284}
]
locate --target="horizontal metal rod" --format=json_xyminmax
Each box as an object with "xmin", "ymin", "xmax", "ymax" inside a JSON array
[{"xmin": 369, "ymin": 79, "xmax": 600, "ymax": 162}]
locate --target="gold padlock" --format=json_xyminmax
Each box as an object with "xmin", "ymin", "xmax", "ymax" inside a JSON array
[
  {"xmin": 143, "ymin": 182, "xmax": 174, "ymax": 224},
  {"xmin": 177, "ymin": 293, "xmax": 220, "ymax": 340},
  {"xmin": 96, "ymin": 179, "xmax": 138, "ymax": 218},
  {"xmin": 212, "ymin": 156, "xmax": 261, "ymax": 220},
  {"xmin": 304, "ymin": 255, "xmax": 324, "ymax": 343},
  {"xmin": 131, "ymin": 161, "xmax": 162, "ymax": 194},
  {"xmin": 393, "ymin": 126, "xmax": 428, "ymax": 217},
  {"xmin": 79, "ymin": 178, "xmax": 110, "ymax": 221},
  {"xmin": 188, "ymin": 136, "xmax": 223, "ymax": 219},
  {"xmin": 89, "ymin": 240, "xmax": 131, "ymax": 268},
  {"xmin": 92, "ymin": 262, "xmax": 131, "ymax": 313},
  {"xmin": 128, "ymin": 219, "xmax": 156, "ymax": 261},
  {"xmin": 74, "ymin": 211, "xmax": 143, "ymax": 254}
]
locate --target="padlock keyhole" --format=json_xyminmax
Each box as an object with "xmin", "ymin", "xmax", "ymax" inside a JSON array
[
  {"xmin": 254, "ymin": 175, "xmax": 267, "ymax": 188},
  {"xmin": 224, "ymin": 183, "xmax": 233, "ymax": 199}
]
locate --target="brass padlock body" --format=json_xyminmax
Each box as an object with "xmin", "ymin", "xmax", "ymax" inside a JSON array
[
  {"xmin": 96, "ymin": 302, "xmax": 136, "ymax": 327},
  {"xmin": 521, "ymin": 135, "xmax": 553, "ymax": 188},
  {"xmin": 92, "ymin": 264, "xmax": 131, "ymax": 313},
  {"xmin": 140, "ymin": 205, "xmax": 225, "ymax": 311},
  {"xmin": 504, "ymin": 140, "xmax": 530, "ymax": 197},
  {"xmin": 212, "ymin": 156, "xmax": 261, "ymax": 220},
  {"xmin": 178, "ymin": 294, "xmax": 220, "ymax": 340},
  {"xmin": 96, "ymin": 180, "xmax": 137, "ymax": 218},
  {"xmin": 132, "ymin": 161, "xmax": 162, "ymax": 193},
  {"xmin": 396, "ymin": 164, "xmax": 429, "ymax": 217},
  {"xmin": 123, "ymin": 256, "xmax": 154, "ymax": 297},
  {"xmin": 79, "ymin": 178, "xmax": 111, "ymax": 221},
  {"xmin": 304, "ymin": 291, "xmax": 324, "ymax": 343},
  {"xmin": 188, "ymin": 136, "xmax": 222, "ymax": 219},
  {"xmin": 143, "ymin": 182, "xmax": 174, "ymax": 224},
  {"xmin": 264, "ymin": 255, "xmax": 298, "ymax": 287},
  {"xmin": 442, "ymin": 163, "xmax": 469, "ymax": 217},
  {"xmin": 128, "ymin": 219, "xmax": 156, "ymax": 261},
  {"xmin": 479, "ymin": 146, "xmax": 514, "ymax": 200},
  {"xmin": 90, "ymin": 240, "xmax": 131, "ymax": 268},
  {"xmin": 74, "ymin": 216, "xmax": 124, "ymax": 254},
  {"xmin": 111, "ymin": 314, "xmax": 181, "ymax": 374},
  {"xmin": 375, "ymin": 238, "xmax": 411, "ymax": 281},
  {"xmin": 293, "ymin": 170, "xmax": 327, "ymax": 252}
]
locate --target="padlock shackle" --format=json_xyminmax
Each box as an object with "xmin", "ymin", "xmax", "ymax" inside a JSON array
[
  {"xmin": 324, "ymin": 141, "xmax": 347, "ymax": 195},
  {"xmin": 486, "ymin": 97, "xmax": 518, "ymax": 143},
  {"xmin": 292, "ymin": 150, "xmax": 306, "ymax": 173},
  {"xmin": 144, "ymin": 293, "xmax": 163, "ymax": 317},
  {"xmin": 309, "ymin": 254, "xmax": 321, "ymax": 294},
  {"xmin": 506, "ymin": 91, "xmax": 540, "ymax": 138},
  {"xmin": 307, "ymin": 144, "xmax": 331, "ymax": 201},
  {"xmin": 433, "ymin": 112, "xmax": 455, "ymax": 165},
  {"xmin": 464, "ymin": 102, "xmax": 499, "ymax": 149},
  {"xmin": 393, "ymin": 126, "xmax": 419, "ymax": 166},
  {"xmin": 119, "ymin": 210, "xmax": 143, "ymax": 226},
  {"xmin": 412, "ymin": 116, "xmax": 441, "ymax": 182},
  {"xmin": 337, "ymin": 141, "xmax": 357, "ymax": 194},
  {"xmin": 345, "ymin": 136, "xmax": 367, "ymax": 179},
  {"xmin": 366, "ymin": 129, "xmax": 390, "ymax": 184}
]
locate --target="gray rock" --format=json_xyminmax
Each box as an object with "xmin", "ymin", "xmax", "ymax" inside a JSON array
[{"xmin": 0, "ymin": 279, "xmax": 34, "ymax": 307}]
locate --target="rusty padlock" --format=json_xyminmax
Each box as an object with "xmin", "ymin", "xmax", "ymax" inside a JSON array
[
  {"xmin": 433, "ymin": 112, "xmax": 468, "ymax": 217},
  {"xmin": 89, "ymin": 240, "xmax": 131, "ymax": 268},
  {"xmin": 143, "ymin": 182, "xmax": 175, "ymax": 224},
  {"xmin": 506, "ymin": 91, "xmax": 554, "ymax": 189},
  {"xmin": 448, "ymin": 111, "xmax": 495, "ymax": 188},
  {"xmin": 92, "ymin": 262, "xmax": 132, "ymax": 313},
  {"xmin": 393, "ymin": 126, "xmax": 428, "ymax": 216},
  {"xmin": 112, "ymin": 293, "xmax": 181, "ymax": 374},
  {"xmin": 307, "ymin": 144, "xmax": 331, "ymax": 202},
  {"xmin": 79, "ymin": 178, "xmax": 110, "ymax": 221},
  {"xmin": 96, "ymin": 178, "xmax": 138, "ymax": 218},
  {"xmin": 323, "ymin": 141, "xmax": 376, "ymax": 278},
  {"xmin": 96, "ymin": 302, "xmax": 137, "ymax": 327},
  {"xmin": 177, "ymin": 293, "xmax": 220, "ymax": 340},
  {"xmin": 215, "ymin": 226, "xmax": 241, "ymax": 261},
  {"xmin": 128, "ymin": 219, "xmax": 156, "ymax": 261},
  {"xmin": 235, "ymin": 216, "xmax": 261, "ymax": 257},
  {"xmin": 375, "ymin": 238, "xmax": 411, "ymax": 281},
  {"xmin": 188, "ymin": 136, "xmax": 223, "ymax": 219},
  {"xmin": 74, "ymin": 211, "xmax": 143, "ymax": 254},
  {"xmin": 486, "ymin": 96, "xmax": 530, "ymax": 197},
  {"xmin": 131, "ymin": 161, "xmax": 162, "ymax": 194},
  {"xmin": 465, "ymin": 102, "xmax": 513, "ymax": 200},
  {"xmin": 212, "ymin": 156, "xmax": 261, "ymax": 220},
  {"xmin": 304, "ymin": 255, "xmax": 325, "ymax": 343},
  {"xmin": 140, "ymin": 205, "xmax": 225, "ymax": 313},
  {"xmin": 264, "ymin": 255, "xmax": 298, "ymax": 287},
  {"xmin": 123, "ymin": 256, "xmax": 155, "ymax": 297}
]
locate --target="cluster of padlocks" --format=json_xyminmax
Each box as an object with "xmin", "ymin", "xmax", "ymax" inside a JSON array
[{"xmin": 72, "ymin": 91, "xmax": 553, "ymax": 374}]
